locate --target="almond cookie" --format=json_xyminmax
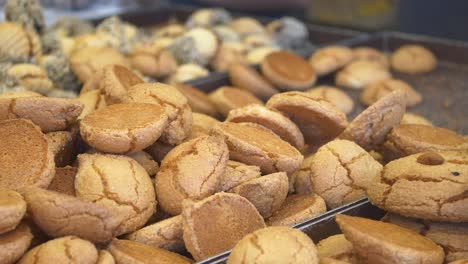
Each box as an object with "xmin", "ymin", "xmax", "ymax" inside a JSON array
[
  {"xmin": 226, "ymin": 104, "xmax": 305, "ymax": 150},
  {"xmin": 227, "ymin": 226, "xmax": 319, "ymax": 264},
  {"xmin": 0, "ymin": 22, "xmax": 35, "ymax": 62},
  {"xmin": 77, "ymin": 90, "xmax": 107, "ymax": 119},
  {"xmin": 391, "ymin": 45, "xmax": 437, "ymax": 74},
  {"xmin": 0, "ymin": 97, "xmax": 83, "ymax": 132},
  {"xmin": 174, "ymin": 84, "xmax": 218, "ymax": 117},
  {"xmin": 80, "ymin": 103, "xmax": 168, "ymax": 153},
  {"xmin": 108, "ymin": 238, "xmax": 193, "ymax": 264},
  {"xmin": 46, "ymin": 131, "xmax": 75, "ymax": 167},
  {"xmin": 96, "ymin": 64, "xmax": 144, "ymax": 104},
  {"xmin": 211, "ymin": 122, "xmax": 303, "ymax": 191},
  {"xmin": 6, "ymin": 64, "xmax": 54, "ymax": 95},
  {"xmin": 308, "ymin": 46, "xmax": 354, "ymax": 76},
  {"xmin": 353, "ymin": 46, "xmax": 389, "ymax": 68},
  {"xmin": 155, "ymin": 136, "xmax": 229, "ymax": 215},
  {"xmin": 186, "ymin": 113, "xmax": 220, "ymax": 141},
  {"xmin": 97, "ymin": 250, "xmax": 115, "ymax": 264},
  {"xmin": 182, "ymin": 193, "xmax": 265, "ymax": 261},
  {"xmin": 267, "ymin": 194, "xmax": 326, "ymax": 227},
  {"xmin": 296, "ymin": 139, "xmax": 383, "ymax": 208},
  {"xmin": 306, "ymin": 85, "xmax": 354, "ymax": 115},
  {"xmin": 266, "ymin": 91, "xmax": 348, "ymax": 149},
  {"xmin": 340, "ymin": 91, "xmax": 406, "ymax": 150},
  {"xmin": 0, "ymin": 223, "xmax": 33, "ymax": 264},
  {"xmin": 317, "ymin": 234, "xmax": 358, "ymax": 263},
  {"xmin": 0, "ymin": 187, "xmax": 26, "ymax": 234},
  {"xmin": 368, "ymin": 151, "xmax": 468, "ymax": 222},
  {"xmin": 75, "ymin": 153, "xmax": 156, "ymax": 235},
  {"xmin": 228, "ymin": 63, "xmax": 278, "ymax": 101},
  {"xmin": 261, "ymin": 51, "xmax": 317, "ymax": 91},
  {"xmin": 361, "ymin": 79, "xmax": 422, "ymax": 107},
  {"xmin": 125, "ymin": 83, "xmax": 192, "ymax": 146},
  {"xmin": 127, "ymin": 215, "xmax": 184, "ymax": 252},
  {"xmin": 218, "ymin": 160, "xmax": 261, "ymax": 192},
  {"xmin": 47, "ymin": 166, "xmax": 77, "ymax": 196},
  {"xmin": 336, "ymin": 61, "xmax": 392, "ymax": 90},
  {"xmin": 130, "ymin": 45, "xmax": 177, "ymax": 78},
  {"xmin": 401, "ymin": 113, "xmax": 433, "ymax": 126},
  {"xmin": 23, "ymin": 188, "xmax": 119, "ymax": 243},
  {"xmin": 0, "ymin": 119, "xmax": 55, "ymax": 190},
  {"xmin": 127, "ymin": 151, "xmax": 159, "ymax": 176},
  {"xmin": 19, "ymin": 236, "xmax": 98, "ymax": 264},
  {"xmin": 229, "ymin": 172, "xmax": 289, "ymax": 218},
  {"xmin": 336, "ymin": 214, "xmax": 444, "ymax": 264},
  {"xmin": 208, "ymin": 86, "xmax": 262, "ymax": 117}
]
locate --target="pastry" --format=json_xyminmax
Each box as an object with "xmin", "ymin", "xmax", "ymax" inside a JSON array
[
  {"xmin": 218, "ymin": 160, "xmax": 261, "ymax": 192},
  {"xmin": 167, "ymin": 63, "xmax": 209, "ymax": 84},
  {"xmin": 306, "ymin": 85, "xmax": 354, "ymax": 115},
  {"xmin": 361, "ymin": 79, "xmax": 422, "ymax": 107},
  {"xmin": 130, "ymin": 45, "xmax": 177, "ymax": 78},
  {"xmin": 208, "ymin": 86, "xmax": 262, "ymax": 117},
  {"xmin": 47, "ymin": 166, "xmax": 77, "ymax": 196},
  {"xmin": 228, "ymin": 63, "xmax": 279, "ymax": 100},
  {"xmin": 182, "ymin": 192, "xmax": 265, "ymax": 261},
  {"xmin": 127, "ymin": 151, "xmax": 159, "ymax": 176},
  {"xmin": 245, "ymin": 46, "xmax": 279, "ymax": 65},
  {"xmin": 400, "ymin": 113, "xmax": 433, "ymax": 126},
  {"xmin": 266, "ymin": 194, "xmax": 327, "ymax": 226},
  {"xmin": 174, "ymin": 84, "xmax": 218, "ymax": 117},
  {"xmin": 229, "ymin": 17, "xmax": 265, "ymax": 36},
  {"xmin": 336, "ymin": 61, "xmax": 392, "ymax": 90},
  {"xmin": 6, "ymin": 64, "xmax": 54, "ymax": 95},
  {"xmin": 353, "ymin": 46, "xmax": 389, "ymax": 68},
  {"xmin": 185, "ymin": 112, "xmax": 220, "ymax": 140},
  {"xmin": 80, "ymin": 103, "xmax": 168, "ymax": 153},
  {"xmin": 155, "ymin": 136, "xmax": 229, "ymax": 215},
  {"xmin": 169, "ymin": 27, "xmax": 218, "ymax": 65},
  {"xmin": 261, "ymin": 51, "xmax": 316, "ymax": 91},
  {"xmin": 95, "ymin": 64, "xmax": 144, "ymax": 104},
  {"xmin": 97, "ymin": 250, "xmax": 115, "ymax": 264},
  {"xmin": 46, "ymin": 131, "xmax": 75, "ymax": 167},
  {"xmin": 211, "ymin": 42, "xmax": 247, "ymax": 72},
  {"xmin": 266, "ymin": 17, "xmax": 309, "ymax": 50},
  {"xmin": 308, "ymin": 46, "xmax": 354, "ymax": 76},
  {"xmin": 185, "ymin": 8, "xmax": 232, "ymax": 28},
  {"xmin": 77, "ymin": 89, "xmax": 107, "ymax": 119},
  {"xmin": 0, "ymin": 223, "xmax": 33, "ymax": 264},
  {"xmin": 391, "ymin": 45, "xmax": 437, "ymax": 74},
  {"xmin": 0, "ymin": 187, "xmax": 26, "ymax": 234},
  {"xmin": 0, "ymin": 22, "xmax": 36, "ymax": 62},
  {"xmin": 317, "ymin": 234, "xmax": 358, "ymax": 263}
]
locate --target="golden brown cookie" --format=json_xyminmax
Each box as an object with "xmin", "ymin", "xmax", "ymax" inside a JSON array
[
  {"xmin": 336, "ymin": 61, "xmax": 392, "ymax": 90},
  {"xmin": 308, "ymin": 46, "xmax": 354, "ymax": 76},
  {"xmin": 210, "ymin": 42, "xmax": 247, "ymax": 72},
  {"xmin": 228, "ymin": 63, "xmax": 279, "ymax": 101},
  {"xmin": 97, "ymin": 250, "xmax": 115, "ymax": 264},
  {"xmin": 127, "ymin": 151, "xmax": 159, "ymax": 176},
  {"xmin": 266, "ymin": 194, "xmax": 326, "ymax": 226},
  {"xmin": 182, "ymin": 193, "xmax": 265, "ymax": 261},
  {"xmin": 0, "ymin": 187, "xmax": 26, "ymax": 234},
  {"xmin": 130, "ymin": 45, "xmax": 177, "ymax": 78},
  {"xmin": 227, "ymin": 226, "xmax": 319, "ymax": 264},
  {"xmin": 400, "ymin": 113, "xmax": 433, "ymax": 126},
  {"xmin": 167, "ymin": 63, "xmax": 209, "ymax": 84},
  {"xmin": 125, "ymin": 83, "xmax": 193, "ymax": 145},
  {"xmin": 211, "ymin": 122, "xmax": 303, "ymax": 191},
  {"xmin": 46, "ymin": 131, "xmax": 76, "ymax": 167},
  {"xmin": 391, "ymin": 45, "xmax": 437, "ymax": 74},
  {"xmin": 261, "ymin": 51, "xmax": 317, "ymax": 91},
  {"xmin": 353, "ymin": 46, "xmax": 389, "ymax": 68},
  {"xmin": 336, "ymin": 215, "xmax": 444, "ymax": 264},
  {"xmin": 340, "ymin": 91, "xmax": 406, "ymax": 150},
  {"xmin": 317, "ymin": 234, "xmax": 358, "ymax": 263},
  {"xmin": 208, "ymin": 86, "xmax": 263, "ymax": 117},
  {"xmin": 77, "ymin": 90, "xmax": 107, "ymax": 119},
  {"xmin": 229, "ymin": 17, "xmax": 265, "ymax": 36},
  {"xmin": 0, "ymin": 223, "xmax": 33, "ymax": 264},
  {"xmin": 218, "ymin": 160, "xmax": 261, "ymax": 192},
  {"xmin": 306, "ymin": 85, "xmax": 354, "ymax": 115},
  {"xmin": 226, "ymin": 104, "xmax": 305, "ymax": 150},
  {"xmin": 0, "ymin": 119, "xmax": 55, "ymax": 190},
  {"xmin": 97, "ymin": 64, "xmax": 144, "ymax": 104},
  {"xmin": 266, "ymin": 91, "xmax": 348, "ymax": 149},
  {"xmin": 185, "ymin": 113, "xmax": 220, "ymax": 141},
  {"xmin": 108, "ymin": 238, "xmax": 193, "ymax": 264},
  {"xmin": 361, "ymin": 79, "xmax": 422, "ymax": 107},
  {"xmin": 174, "ymin": 84, "xmax": 218, "ymax": 117},
  {"xmin": 0, "ymin": 22, "xmax": 36, "ymax": 62},
  {"xmin": 75, "ymin": 153, "xmax": 156, "ymax": 235},
  {"xmin": 47, "ymin": 166, "xmax": 77, "ymax": 196},
  {"xmin": 80, "ymin": 103, "xmax": 168, "ymax": 154},
  {"xmin": 127, "ymin": 215, "xmax": 184, "ymax": 252},
  {"xmin": 449, "ymin": 260, "xmax": 468, "ymax": 264},
  {"xmin": 245, "ymin": 46, "xmax": 279, "ymax": 65},
  {"xmin": 368, "ymin": 151, "xmax": 468, "ymax": 222},
  {"xmin": 6, "ymin": 64, "xmax": 54, "ymax": 95},
  {"xmin": 155, "ymin": 136, "xmax": 229, "ymax": 215},
  {"xmin": 0, "ymin": 91, "xmax": 42, "ymax": 99},
  {"xmin": 229, "ymin": 172, "xmax": 289, "ymax": 218}
]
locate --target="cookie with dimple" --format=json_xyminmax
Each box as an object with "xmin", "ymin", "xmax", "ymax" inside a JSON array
[
  {"xmin": 208, "ymin": 86, "xmax": 263, "ymax": 117},
  {"xmin": 228, "ymin": 63, "xmax": 279, "ymax": 101},
  {"xmin": 127, "ymin": 215, "xmax": 184, "ymax": 252},
  {"xmin": 401, "ymin": 113, "xmax": 433, "ymax": 126},
  {"xmin": 227, "ymin": 104, "xmax": 305, "ymax": 150},
  {"xmin": 46, "ymin": 131, "xmax": 76, "ymax": 167},
  {"xmin": 97, "ymin": 64, "xmax": 144, "ymax": 104},
  {"xmin": 155, "ymin": 136, "xmax": 229, "ymax": 215},
  {"xmin": 229, "ymin": 172, "xmax": 289, "ymax": 218},
  {"xmin": 227, "ymin": 226, "xmax": 319, "ymax": 264},
  {"xmin": 125, "ymin": 83, "xmax": 193, "ymax": 145},
  {"xmin": 0, "ymin": 222, "xmax": 33, "ymax": 264},
  {"xmin": 0, "ymin": 187, "xmax": 26, "ymax": 234},
  {"xmin": 0, "ymin": 119, "xmax": 55, "ymax": 191},
  {"xmin": 340, "ymin": 91, "xmax": 406, "ymax": 150},
  {"xmin": 47, "ymin": 166, "xmax": 77, "ymax": 196},
  {"xmin": 296, "ymin": 139, "xmax": 382, "ymax": 209},
  {"xmin": 308, "ymin": 46, "xmax": 354, "ymax": 76},
  {"xmin": 75, "ymin": 153, "xmax": 156, "ymax": 235},
  {"xmin": 218, "ymin": 160, "xmax": 261, "ymax": 192},
  {"xmin": 261, "ymin": 51, "xmax": 317, "ymax": 91},
  {"xmin": 336, "ymin": 214, "xmax": 444, "ymax": 264},
  {"xmin": 185, "ymin": 113, "xmax": 220, "ymax": 141},
  {"xmin": 353, "ymin": 46, "xmax": 389, "ymax": 68},
  {"xmin": 211, "ymin": 122, "xmax": 303, "ymax": 191},
  {"xmin": 174, "ymin": 84, "xmax": 218, "ymax": 117},
  {"xmin": 336, "ymin": 61, "xmax": 392, "ymax": 90},
  {"xmin": 266, "ymin": 91, "xmax": 348, "ymax": 149},
  {"xmin": 317, "ymin": 234, "xmax": 358, "ymax": 263},
  {"xmin": 361, "ymin": 79, "xmax": 422, "ymax": 107},
  {"xmin": 97, "ymin": 250, "xmax": 115, "ymax": 264},
  {"xmin": 266, "ymin": 194, "xmax": 326, "ymax": 226},
  {"xmin": 368, "ymin": 151, "xmax": 468, "ymax": 222},
  {"xmin": 80, "ymin": 103, "xmax": 168, "ymax": 154},
  {"xmin": 306, "ymin": 85, "xmax": 354, "ymax": 115},
  {"xmin": 182, "ymin": 193, "xmax": 265, "ymax": 261},
  {"xmin": 391, "ymin": 45, "xmax": 437, "ymax": 74}
]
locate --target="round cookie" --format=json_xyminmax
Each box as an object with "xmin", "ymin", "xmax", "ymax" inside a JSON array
[
  {"xmin": 261, "ymin": 51, "xmax": 317, "ymax": 91},
  {"xmin": 336, "ymin": 215, "xmax": 444, "ymax": 264},
  {"xmin": 229, "ymin": 17, "xmax": 265, "ymax": 36},
  {"xmin": 155, "ymin": 136, "xmax": 229, "ymax": 215},
  {"xmin": 317, "ymin": 234, "xmax": 358, "ymax": 263},
  {"xmin": 130, "ymin": 45, "xmax": 177, "ymax": 78},
  {"xmin": 169, "ymin": 27, "xmax": 218, "ymax": 65},
  {"xmin": 168, "ymin": 63, "xmax": 209, "ymax": 84},
  {"xmin": 0, "ymin": 119, "xmax": 55, "ymax": 190},
  {"xmin": 391, "ymin": 45, "xmax": 437, "ymax": 74},
  {"xmin": 77, "ymin": 90, "xmax": 107, "ymax": 119},
  {"xmin": 308, "ymin": 46, "xmax": 354, "ymax": 76},
  {"xmin": 295, "ymin": 139, "xmax": 383, "ymax": 209},
  {"xmin": 229, "ymin": 172, "xmax": 289, "ymax": 218},
  {"xmin": 401, "ymin": 113, "xmax": 433, "ymax": 126},
  {"xmin": 245, "ymin": 46, "xmax": 279, "ymax": 65},
  {"xmin": 210, "ymin": 42, "xmax": 247, "ymax": 72},
  {"xmin": 226, "ymin": 104, "xmax": 305, "ymax": 150},
  {"xmin": 185, "ymin": 113, "xmax": 220, "ymax": 141},
  {"xmin": 267, "ymin": 194, "xmax": 327, "ymax": 227},
  {"xmin": 96, "ymin": 64, "xmax": 144, "ymax": 104},
  {"xmin": 228, "ymin": 63, "xmax": 279, "ymax": 100},
  {"xmin": 0, "ymin": 187, "xmax": 26, "ymax": 234},
  {"xmin": 125, "ymin": 83, "xmax": 193, "ymax": 145},
  {"xmin": 211, "ymin": 122, "xmax": 303, "ymax": 192},
  {"xmin": 97, "ymin": 250, "xmax": 115, "ymax": 264},
  {"xmin": 361, "ymin": 79, "xmax": 422, "ymax": 107},
  {"xmin": 340, "ymin": 91, "xmax": 406, "ymax": 150},
  {"xmin": 306, "ymin": 85, "xmax": 354, "ymax": 115},
  {"xmin": 126, "ymin": 151, "xmax": 159, "ymax": 176},
  {"xmin": 182, "ymin": 193, "xmax": 266, "ymax": 261},
  {"xmin": 75, "ymin": 153, "xmax": 156, "ymax": 235},
  {"xmin": 335, "ymin": 61, "xmax": 392, "ymax": 90},
  {"xmin": 266, "ymin": 91, "xmax": 348, "ymax": 149},
  {"xmin": 353, "ymin": 46, "xmax": 389, "ymax": 68},
  {"xmin": 227, "ymin": 226, "xmax": 319, "ymax": 264},
  {"xmin": 218, "ymin": 160, "xmax": 261, "ymax": 192},
  {"xmin": 0, "ymin": 223, "xmax": 33, "ymax": 264},
  {"xmin": 174, "ymin": 84, "xmax": 218, "ymax": 117},
  {"xmin": 368, "ymin": 151, "xmax": 468, "ymax": 222},
  {"xmin": 127, "ymin": 215, "xmax": 184, "ymax": 253},
  {"xmin": 208, "ymin": 86, "xmax": 262, "ymax": 117},
  {"xmin": 6, "ymin": 64, "xmax": 54, "ymax": 94},
  {"xmin": 80, "ymin": 103, "xmax": 168, "ymax": 154}
]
